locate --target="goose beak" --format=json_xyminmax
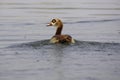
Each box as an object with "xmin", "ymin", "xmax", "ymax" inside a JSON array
[{"xmin": 47, "ymin": 23, "xmax": 52, "ymax": 26}]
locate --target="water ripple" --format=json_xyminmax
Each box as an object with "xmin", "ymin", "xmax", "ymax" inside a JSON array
[{"xmin": 64, "ymin": 18, "xmax": 120, "ymax": 24}]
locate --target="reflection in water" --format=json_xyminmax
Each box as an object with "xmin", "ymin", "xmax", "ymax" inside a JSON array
[
  {"xmin": 1, "ymin": 39, "xmax": 120, "ymax": 80},
  {"xmin": 52, "ymin": 45, "xmax": 64, "ymax": 80}
]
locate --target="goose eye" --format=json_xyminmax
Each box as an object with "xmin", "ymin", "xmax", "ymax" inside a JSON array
[{"xmin": 52, "ymin": 19, "xmax": 56, "ymax": 23}]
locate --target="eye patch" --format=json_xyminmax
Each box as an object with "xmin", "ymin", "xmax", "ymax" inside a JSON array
[{"xmin": 52, "ymin": 19, "xmax": 56, "ymax": 23}]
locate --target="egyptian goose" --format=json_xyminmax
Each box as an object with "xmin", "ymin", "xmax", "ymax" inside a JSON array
[{"xmin": 47, "ymin": 18, "xmax": 75, "ymax": 44}]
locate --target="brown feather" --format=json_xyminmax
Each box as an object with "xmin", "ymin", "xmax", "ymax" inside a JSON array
[{"xmin": 47, "ymin": 18, "xmax": 75, "ymax": 44}]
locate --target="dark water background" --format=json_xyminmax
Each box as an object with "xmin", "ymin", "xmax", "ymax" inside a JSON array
[{"xmin": 0, "ymin": 0, "xmax": 120, "ymax": 80}]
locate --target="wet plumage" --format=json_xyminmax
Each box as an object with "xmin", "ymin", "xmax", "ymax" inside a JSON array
[{"xmin": 47, "ymin": 18, "xmax": 75, "ymax": 44}]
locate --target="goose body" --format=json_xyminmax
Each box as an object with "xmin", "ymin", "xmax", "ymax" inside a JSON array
[{"xmin": 47, "ymin": 18, "xmax": 75, "ymax": 44}]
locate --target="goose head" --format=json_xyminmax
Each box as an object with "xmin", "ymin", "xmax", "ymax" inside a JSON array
[{"xmin": 47, "ymin": 18, "xmax": 63, "ymax": 28}]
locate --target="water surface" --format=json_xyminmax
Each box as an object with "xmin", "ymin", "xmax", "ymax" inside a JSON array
[{"xmin": 0, "ymin": 0, "xmax": 120, "ymax": 80}]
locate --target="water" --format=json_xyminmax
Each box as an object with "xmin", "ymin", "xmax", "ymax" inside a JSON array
[{"xmin": 0, "ymin": 0, "xmax": 120, "ymax": 80}]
